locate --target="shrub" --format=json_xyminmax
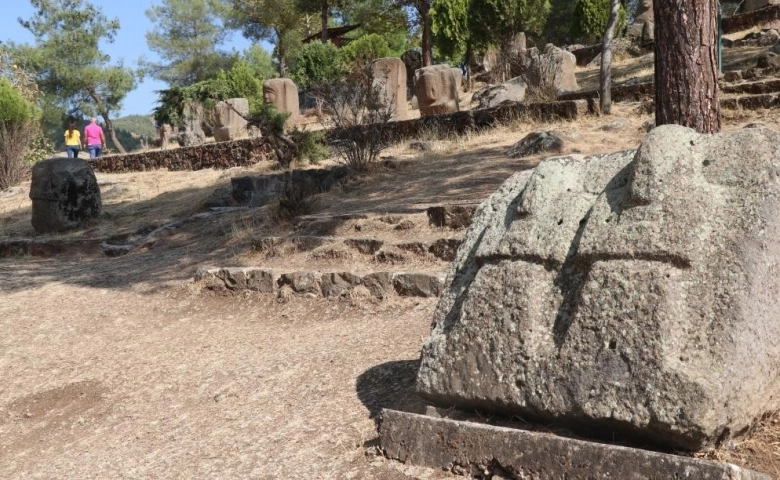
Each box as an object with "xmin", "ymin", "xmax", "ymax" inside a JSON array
[
  {"xmin": 0, "ymin": 78, "xmax": 36, "ymax": 190},
  {"xmin": 340, "ymin": 34, "xmax": 392, "ymax": 74},
  {"xmin": 314, "ymin": 69, "xmax": 395, "ymax": 173},
  {"xmin": 246, "ymin": 103, "xmax": 329, "ymax": 168},
  {"xmin": 292, "ymin": 41, "xmax": 345, "ymax": 89}
]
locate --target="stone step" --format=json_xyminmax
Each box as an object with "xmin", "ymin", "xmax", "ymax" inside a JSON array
[
  {"xmin": 639, "ymin": 92, "xmax": 780, "ymax": 112},
  {"xmin": 378, "ymin": 410, "xmax": 772, "ymax": 480},
  {"xmin": 560, "ymin": 73, "xmax": 780, "ymax": 105},
  {"xmin": 251, "ymin": 235, "xmax": 463, "ymax": 262},
  {"xmin": 722, "ymin": 78, "xmax": 780, "ymax": 95},
  {"xmin": 721, "ymin": 91, "xmax": 780, "ymax": 109},
  {"xmin": 194, "ymin": 267, "xmax": 445, "ymax": 299},
  {"xmin": 0, "ymin": 238, "xmax": 104, "ymax": 259}
]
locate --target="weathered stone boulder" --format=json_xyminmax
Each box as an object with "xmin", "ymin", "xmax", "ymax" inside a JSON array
[
  {"xmin": 473, "ymin": 76, "xmax": 527, "ymax": 109},
  {"xmin": 231, "ymin": 166, "xmax": 349, "ymax": 208},
  {"xmin": 416, "ymin": 125, "xmax": 780, "ymax": 451},
  {"xmin": 415, "ymin": 64, "xmax": 460, "ymax": 116},
  {"xmin": 263, "ymin": 78, "xmax": 300, "ymax": 128},
  {"xmin": 29, "ymin": 158, "xmax": 102, "ymax": 233},
  {"xmin": 401, "ymin": 50, "xmax": 423, "ymax": 97},
  {"xmin": 505, "ymin": 131, "xmax": 563, "ymax": 158},
  {"xmin": 371, "ymin": 57, "xmax": 408, "ymax": 120},
  {"xmin": 213, "ymin": 98, "xmax": 249, "ymax": 142}
]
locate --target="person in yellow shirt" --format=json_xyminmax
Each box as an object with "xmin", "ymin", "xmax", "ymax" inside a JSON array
[{"xmin": 64, "ymin": 121, "xmax": 81, "ymax": 158}]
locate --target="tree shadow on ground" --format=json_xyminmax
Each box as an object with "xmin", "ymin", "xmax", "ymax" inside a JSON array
[
  {"xmin": 356, "ymin": 359, "xmax": 431, "ymax": 424},
  {"xmin": 1, "ymin": 144, "xmax": 533, "ymax": 294}
]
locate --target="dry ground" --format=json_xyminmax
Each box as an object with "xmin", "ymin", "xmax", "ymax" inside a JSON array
[{"xmin": 2, "ymin": 51, "xmax": 780, "ymax": 478}]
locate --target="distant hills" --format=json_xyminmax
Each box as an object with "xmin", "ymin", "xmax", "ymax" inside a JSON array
[{"xmin": 107, "ymin": 115, "xmax": 159, "ymax": 152}]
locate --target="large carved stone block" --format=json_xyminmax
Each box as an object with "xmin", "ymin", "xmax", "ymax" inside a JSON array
[
  {"xmin": 371, "ymin": 57, "xmax": 407, "ymax": 120},
  {"xmin": 177, "ymin": 101, "xmax": 205, "ymax": 147},
  {"xmin": 213, "ymin": 97, "xmax": 249, "ymax": 142},
  {"xmin": 263, "ymin": 78, "xmax": 300, "ymax": 129},
  {"xmin": 29, "ymin": 158, "xmax": 102, "ymax": 233},
  {"xmin": 529, "ymin": 45, "xmax": 579, "ymax": 95},
  {"xmin": 416, "ymin": 125, "xmax": 780, "ymax": 451},
  {"xmin": 414, "ymin": 64, "xmax": 460, "ymax": 117}
]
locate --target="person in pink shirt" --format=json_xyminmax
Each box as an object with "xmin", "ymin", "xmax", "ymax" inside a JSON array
[{"xmin": 83, "ymin": 117, "xmax": 106, "ymax": 158}]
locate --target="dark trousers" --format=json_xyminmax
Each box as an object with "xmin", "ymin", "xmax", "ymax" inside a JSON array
[{"xmin": 88, "ymin": 144, "xmax": 102, "ymax": 158}]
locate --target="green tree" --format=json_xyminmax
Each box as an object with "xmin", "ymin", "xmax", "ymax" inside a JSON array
[
  {"xmin": 144, "ymin": 0, "xmax": 235, "ymax": 86},
  {"xmin": 398, "ymin": 0, "xmax": 434, "ymax": 66},
  {"xmin": 16, "ymin": 0, "xmax": 138, "ymax": 153},
  {"xmin": 296, "ymin": 0, "xmax": 344, "ymax": 42},
  {"xmin": 340, "ymin": 0, "xmax": 409, "ymax": 53},
  {"xmin": 292, "ymin": 41, "xmax": 344, "ymax": 87},
  {"xmin": 571, "ymin": 0, "xmax": 626, "ymax": 42},
  {"xmin": 227, "ymin": 0, "xmax": 303, "ymax": 77},
  {"xmin": 542, "ymin": 0, "xmax": 577, "ymax": 45},
  {"xmin": 468, "ymin": 0, "xmax": 551, "ymax": 50},
  {"xmin": 340, "ymin": 33, "xmax": 392, "ymax": 73},
  {"xmin": 243, "ymin": 44, "xmax": 277, "ymax": 80},
  {"xmin": 430, "ymin": 0, "xmax": 470, "ymax": 61},
  {"xmin": 0, "ymin": 77, "xmax": 36, "ymax": 189}
]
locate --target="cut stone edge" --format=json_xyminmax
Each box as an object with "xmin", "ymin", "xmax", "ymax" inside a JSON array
[{"xmin": 378, "ymin": 409, "xmax": 772, "ymax": 480}]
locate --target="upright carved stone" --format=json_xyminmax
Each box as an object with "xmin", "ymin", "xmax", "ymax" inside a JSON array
[
  {"xmin": 263, "ymin": 78, "xmax": 300, "ymax": 129},
  {"xmin": 525, "ymin": 46, "xmax": 580, "ymax": 95},
  {"xmin": 417, "ymin": 125, "xmax": 780, "ymax": 451},
  {"xmin": 177, "ymin": 101, "xmax": 206, "ymax": 147},
  {"xmin": 414, "ymin": 64, "xmax": 460, "ymax": 117},
  {"xmin": 213, "ymin": 98, "xmax": 249, "ymax": 142},
  {"xmin": 29, "ymin": 158, "xmax": 102, "ymax": 233},
  {"xmin": 634, "ymin": 0, "xmax": 654, "ymax": 23},
  {"xmin": 371, "ymin": 57, "xmax": 408, "ymax": 120}
]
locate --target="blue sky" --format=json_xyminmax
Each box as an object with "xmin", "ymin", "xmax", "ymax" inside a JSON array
[{"xmin": 0, "ymin": 1, "xmax": 273, "ymax": 117}]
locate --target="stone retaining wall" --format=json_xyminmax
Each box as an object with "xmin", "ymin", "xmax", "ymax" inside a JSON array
[
  {"xmin": 558, "ymin": 82, "xmax": 655, "ymax": 103},
  {"xmin": 328, "ymin": 99, "xmax": 596, "ymax": 145},
  {"xmin": 723, "ymin": 4, "xmax": 780, "ymax": 33},
  {"xmin": 195, "ymin": 267, "xmax": 443, "ymax": 299},
  {"xmin": 88, "ymin": 100, "xmax": 593, "ymax": 175},
  {"xmin": 88, "ymin": 137, "xmax": 273, "ymax": 173}
]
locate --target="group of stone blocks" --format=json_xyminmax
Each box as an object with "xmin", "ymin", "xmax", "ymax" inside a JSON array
[
  {"xmin": 252, "ymin": 235, "xmax": 462, "ymax": 262},
  {"xmin": 195, "ymin": 267, "xmax": 443, "ymax": 299}
]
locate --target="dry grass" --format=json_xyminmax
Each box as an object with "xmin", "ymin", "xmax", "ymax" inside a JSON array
[
  {"xmin": 0, "ymin": 160, "xmax": 279, "ymax": 239},
  {"xmin": 698, "ymin": 412, "xmax": 780, "ymax": 478}
]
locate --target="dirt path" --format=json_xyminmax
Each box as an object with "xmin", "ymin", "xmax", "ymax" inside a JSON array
[{"xmin": 0, "ymin": 269, "xmax": 457, "ymax": 478}]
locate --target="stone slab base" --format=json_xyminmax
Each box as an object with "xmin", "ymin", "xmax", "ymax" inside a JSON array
[{"xmin": 379, "ymin": 410, "xmax": 772, "ymax": 479}]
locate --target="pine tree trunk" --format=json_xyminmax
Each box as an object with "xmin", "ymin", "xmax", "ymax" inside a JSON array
[
  {"xmin": 654, "ymin": 0, "xmax": 720, "ymax": 133},
  {"xmin": 103, "ymin": 114, "xmax": 126, "ymax": 154},
  {"xmin": 277, "ymin": 29, "xmax": 288, "ymax": 78},
  {"xmin": 599, "ymin": 0, "xmax": 621, "ymax": 115},
  {"xmin": 86, "ymin": 86, "xmax": 126, "ymax": 154},
  {"xmin": 320, "ymin": 0, "xmax": 329, "ymax": 42},
  {"xmin": 420, "ymin": 2, "xmax": 432, "ymax": 67}
]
